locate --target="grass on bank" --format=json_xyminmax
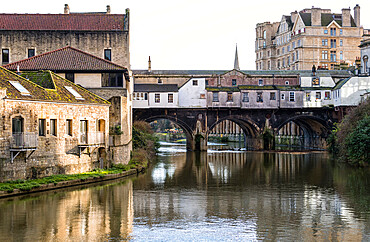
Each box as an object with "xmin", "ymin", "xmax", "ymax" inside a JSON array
[{"xmin": 0, "ymin": 160, "xmax": 145, "ymax": 193}]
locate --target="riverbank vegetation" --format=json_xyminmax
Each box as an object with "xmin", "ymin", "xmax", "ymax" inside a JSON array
[
  {"xmin": 0, "ymin": 121, "xmax": 159, "ymax": 193},
  {"xmin": 328, "ymin": 99, "xmax": 369, "ymax": 166}
]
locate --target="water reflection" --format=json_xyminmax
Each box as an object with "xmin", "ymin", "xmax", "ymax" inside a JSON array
[
  {"xmin": 0, "ymin": 180, "xmax": 134, "ymax": 241},
  {"xmin": 0, "ymin": 143, "xmax": 369, "ymax": 241}
]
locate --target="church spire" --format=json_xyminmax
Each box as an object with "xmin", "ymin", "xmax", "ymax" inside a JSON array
[{"xmin": 234, "ymin": 44, "xmax": 240, "ymax": 70}]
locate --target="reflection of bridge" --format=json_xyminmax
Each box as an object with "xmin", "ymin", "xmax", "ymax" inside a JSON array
[{"xmin": 134, "ymin": 107, "xmax": 336, "ymax": 151}]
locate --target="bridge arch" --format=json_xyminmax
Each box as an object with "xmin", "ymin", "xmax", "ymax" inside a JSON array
[
  {"xmin": 274, "ymin": 115, "xmax": 332, "ymax": 149},
  {"xmin": 136, "ymin": 115, "xmax": 195, "ymax": 150},
  {"xmin": 208, "ymin": 115, "xmax": 262, "ymax": 150}
]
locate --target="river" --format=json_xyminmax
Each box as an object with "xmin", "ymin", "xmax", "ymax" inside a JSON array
[{"xmin": 0, "ymin": 142, "xmax": 369, "ymax": 241}]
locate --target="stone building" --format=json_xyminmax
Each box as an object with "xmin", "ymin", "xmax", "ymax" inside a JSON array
[
  {"xmin": 0, "ymin": 67, "xmax": 110, "ymax": 182},
  {"xmin": 4, "ymin": 46, "xmax": 133, "ymax": 164},
  {"xmin": 360, "ymin": 29, "xmax": 370, "ymax": 74},
  {"xmin": 256, "ymin": 5, "xmax": 363, "ymax": 70},
  {"xmin": 0, "ymin": 4, "xmax": 130, "ymax": 67}
]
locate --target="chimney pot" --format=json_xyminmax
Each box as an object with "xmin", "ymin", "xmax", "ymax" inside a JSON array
[
  {"xmin": 64, "ymin": 4, "xmax": 70, "ymax": 14},
  {"xmin": 148, "ymin": 56, "xmax": 151, "ymax": 72}
]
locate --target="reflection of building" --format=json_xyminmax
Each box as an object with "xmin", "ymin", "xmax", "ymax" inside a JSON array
[
  {"xmin": 256, "ymin": 5, "xmax": 363, "ymax": 70},
  {"xmin": 0, "ymin": 67, "xmax": 109, "ymax": 181},
  {"xmin": 4, "ymin": 46, "xmax": 133, "ymax": 164}
]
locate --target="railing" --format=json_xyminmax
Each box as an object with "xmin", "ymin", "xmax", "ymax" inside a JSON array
[
  {"xmin": 79, "ymin": 131, "xmax": 105, "ymax": 145},
  {"xmin": 10, "ymin": 132, "xmax": 38, "ymax": 149}
]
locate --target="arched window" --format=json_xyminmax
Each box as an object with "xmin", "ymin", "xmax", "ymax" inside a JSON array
[{"xmin": 263, "ymin": 30, "xmax": 266, "ymax": 39}]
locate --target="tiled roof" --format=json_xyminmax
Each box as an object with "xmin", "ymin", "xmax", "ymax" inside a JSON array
[
  {"xmin": 0, "ymin": 13, "xmax": 126, "ymax": 31},
  {"xmin": 299, "ymin": 12, "xmax": 356, "ymax": 27},
  {"xmin": 4, "ymin": 46, "xmax": 127, "ymax": 72},
  {"xmin": 0, "ymin": 67, "xmax": 109, "ymax": 105},
  {"xmin": 133, "ymin": 70, "xmax": 351, "ymax": 78},
  {"xmin": 134, "ymin": 84, "xmax": 178, "ymax": 92}
]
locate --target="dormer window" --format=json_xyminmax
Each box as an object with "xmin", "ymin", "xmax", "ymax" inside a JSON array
[
  {"xmin": 193, "ymin": 80, "xmax": 198, "ymax": 86},
  {"xmin": 65, "ymin": 86, "xmax": 84, "ymax": 100},
  {"xmin": 9, "ymin": 81, "xmax": 30, "ymax": 96},
  {"xmin": 157, "ymin": 78, "xmax": 162, "ymax": 84},
  {"xmin": 258, "ymin": 79, "xmax": 263, "ymax": 86},
  {"xmin": 312, "ymin": 77, "xmax": 320, "ymax": 86},
  {"xmin": 232, "ymin": 79, "xmax": 237, "ymax": 86}
]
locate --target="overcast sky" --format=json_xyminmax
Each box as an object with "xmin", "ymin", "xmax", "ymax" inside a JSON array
[{"xmin": 2, "ymin": 0, "xmax": 370, "ymax": 70}]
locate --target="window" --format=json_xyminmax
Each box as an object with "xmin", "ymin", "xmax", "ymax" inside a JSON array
[
  {"xmin": 287, "ymin": 46, "xmax": 290, "ymax": 52},
  {"xmin": 227, "ymin": 92, "xmax": 233, "ymax": 102},
  {"xmin": 316, "ymin": 92, "xmax": 321, "ymax": 100},
  {"xmin": 66, "ymin": 119, "xmax": 72, "ymax": 136},
  {"xmin": 2, "ymin": 49, "xmax": 9, "ymax": 64},
  {"xmin": 306, "ymin": 92, "xmax": 311, "ymax": 101},
  {"xmin": 325, "ymin": 91, "xmax": 331, "ymax": 100},
  {"xmin": 205, "ymin": 80, "xmax": 208, "ymax": 86},
  {"xmin": 281, "ymin": 93, "xmax": 285, "ymax": 100},
  {"xmin": 50, "ymin": 119, "xmax": 57, "ymax": 136},
  {"xmin": 192, "ymin": 80, "xmax": 198, "ymax": 86},
  {"xmin": 340, "ymin": 29, "xmax": 343, "ymax": 35},
  {"xmin": 157, "ymin": 78, "xmax": 162, "ymax": 84},
  {"xmin": 144, "ymin": 93, "xmax": 148, "ymax": 100},
  {"xmin": 312, "ymin": 77, "xmax": 320, "ymax": 86},
  {"xmin": 330, "ymin": 51, "xmax": 336, "ymax": 62},
  {"xmin": 267, "ymin": 51, "xmax": 270, "ymax": 57},
  {"xmin": 39, "ymin": 119, "xmax": 46, "ymax": 136},
  {"xmin": 292, "ymin": 53, "xmax": 295, "ymax": 62},
  {"xmin": 330, "ymin": 28, "xmax": 336, "ymax": 36},
  {"xmin": 277, "ymin": 60, "xmax": 281, "ymax": 68},
  {"xmin": 168, "ymin": 93, "xmax": 173, "ymax": 103},
  {"xmin": 200, "ymin": 93, "xmax": 206, "ymax": 99},
  {"xmin": 242, "ymin": 92, "xmax": 249, "ymax": 102},
  {"xmin": 232, "ymin": 79, "xmax": 237, "ymax": 86},
  {"xmin": 12, "ymin": 116, "xmax": 23, "ymax": 135},
  {"xmin": 285, "ymin": 81, "xmax": 289, "ymax": 85},
  {"xmin": 340, "ymin": 51, "xmax": 343, "ymax": 60},
  {"xmin": 213, "ymin": 92, "xmax": 219, "ymax": 102},
  {"xmin": 257, "ymin": 92, "xmax": 263, "ymax": 102},
  {"xmin": 324, "ymin": 29, "xmax": 328, "ymax": 34},
  {"xmin": 297, "ymin": 39, "xmax": 301, "ymax": 46},
  {"xmin": 80, "ymin": 120, "xmax": 88, "ymax": 144},
  {"xmin": 340, "ymin": 39, "xmax": 343, "ymax": 46},
  {"xmin": 322, "ymin": 50, "xmax": 328, "ymax": 60},
  {"xmin": 65, "ymin": 86, "xmax": 84, "ymax": 100},
  {"xmin": 263, "ymin": 30, "xmax": 266, "ymax": 39},
  {"xmin": 289, "ymin": 92, "xmax": 295, "ymax": 102},
  {"xmin": 28, "ymin": 49, "xmax": 35, "ymax": 58},
  {"xmin": 277, "ymin": 49, "xmax": 280, "ymax": 55},
  {"xmin": 155, "ymin": 94, "xmax": 160, "ymax": 103},
  {"xmin": 330, "ymin": 39, "xmax": 336, "ymax": 48},
  {"xmin": 282, "ymin": 47, "xmax": 285, "ymax": 54},
  {"xmin": 270, "ymin": 92, "xmax": 276, "ymax": 100},
  {"xmin": 322, "ymin": 39, "xmax": 328, "ymax": 46},
  {"xmin": 65, "ymin": 73, "xmax": 75, "ymax": 83},
  {"xmin": 296, "ymin": 51, "xmax": 299, "ymax": 60},
  {"xmin": 292, "ymin": 42, "xmax": 295, "ymax": 49},
  {"xmin": 282, "ymin": 58, "xmax": 285, "ymax": 67},
  {"xmin": 104, "ymin": 49, "xmax": 111, "ymax": 61},
  {"xmin": 268, "ymin": 61, "xmax": 271, "ymax": 70},
  {"xmin": 103, "ymin": 73, "xmax": 124, "ymax": 87},
  {"xmin": 258, "ymin": 79, "xmax": 263, "ymax": 86},
  {"xmin": 9, "ymin": 81, "xmax": 30, "ymax": 96},
  {"xmin": 287, "ymin": 57, "xmax": 290, "ymax": 65}
]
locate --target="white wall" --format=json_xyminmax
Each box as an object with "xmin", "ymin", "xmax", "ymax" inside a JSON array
[
  {"xmin": 75, "ymin": 73, "xmax": 102, "ymax": 88},
  {"xmin": 133, "ymin": 92, "xmax": 149, "ymax": 108},
  {"xmin": 148, "ymin": 92, "xmax": 178, "ymax": 108},
  {"xmin": 179, "ymin": 78, "xmax": 207, "ymax": 108},
  {"xmin": 300, "ymin": 76, "xmax": 335, "ymax": 87},
  {"xmin": 303, "ymin": 90, "xmax": 333, "ymax": 107},
  {"xmin": 335, "ymin": 76, "xmax": 370, "ymax": 106}
]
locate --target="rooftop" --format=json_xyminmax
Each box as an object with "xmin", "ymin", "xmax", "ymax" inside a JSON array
[
  {"xmin": 0, "ymin": 67, "xmax": 109, "ymax": 105},
  {"xmin": 134, "ymin": 84, "xmax": 178, "ymax": 92}
]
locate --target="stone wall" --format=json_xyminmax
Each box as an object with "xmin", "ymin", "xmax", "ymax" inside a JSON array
[
  {"xmin": 0, "ymin": 30, "xmax": 129, "ymax": 67},
  {"xmin": 0, "ymin": 99, "xmax": 110, "ymax": 182}
]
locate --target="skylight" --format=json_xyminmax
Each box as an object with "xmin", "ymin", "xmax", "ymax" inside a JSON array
[
  {"xmin": 65, "ymin": 86, "xmax": 84, "ymax": 100},
  {"xmin": 9, "ymin": 81, "xmax": 31, "ymax": 96}
]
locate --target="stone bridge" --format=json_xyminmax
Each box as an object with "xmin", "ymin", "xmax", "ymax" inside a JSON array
[{"xmin": 133, "ymin": 108, "xmax": 337, "ymax": 151}]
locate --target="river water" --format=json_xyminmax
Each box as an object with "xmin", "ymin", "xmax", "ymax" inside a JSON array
[{"xmin": 0, "ymin": 142, "xmax": 369, "ymax": 241}]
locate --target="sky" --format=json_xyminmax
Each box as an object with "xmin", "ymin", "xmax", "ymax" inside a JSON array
[{"xmin": 2, "ymin": 0, "xmax": 370, "ymax": 70}]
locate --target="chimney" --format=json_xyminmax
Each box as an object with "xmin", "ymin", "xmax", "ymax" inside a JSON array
[
  {"xmin": 354, "ymin": 4, "xmax": 360, "ymax": 27},
  {"xmin": 64, "ymin": 4, "xmax": 70, "ymax": 14},
  {"xmin": 291, "ymin": 11, "xmax": 298, "ymax": 24},
  {"xmin": 311, "ymin": 7, "xmax": 322, "ymax": 26},
  {"xmin": 148, "ymin": 56, "xmax": 151, "ymax": 72},
  {"xmin": 342, "ymin": 8, "xmax": 351, "ymax": 27},
  {"xmin": 106, "ymin": 5, "xmax": 111, "ymax": 14}
]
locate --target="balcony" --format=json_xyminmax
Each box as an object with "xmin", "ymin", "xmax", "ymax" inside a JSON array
[
  {"xmin": 9, "ymin": 132, "xmax": 38, "ymax": 162},
  {"xmin": 78, "ymin": 131, "xmax": 105, "ymax": 156}
]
